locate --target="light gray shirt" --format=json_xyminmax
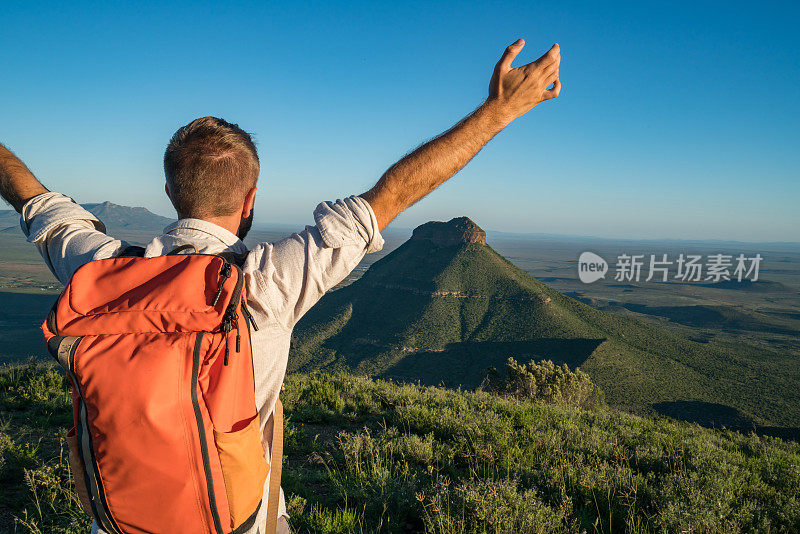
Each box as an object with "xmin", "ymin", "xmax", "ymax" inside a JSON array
[{"xmin": 20, "ymin": 191, "xmax": 384, "ymax": 533}]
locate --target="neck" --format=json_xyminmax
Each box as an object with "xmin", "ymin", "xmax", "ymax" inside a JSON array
[{"xmin": 184, "ymin": 213, "xmax": 242, "ymax": 237}]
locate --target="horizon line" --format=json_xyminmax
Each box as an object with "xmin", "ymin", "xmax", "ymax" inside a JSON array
[{"xmin": 1, "ymin": 201, "xmax": 798, "ymax": 247}]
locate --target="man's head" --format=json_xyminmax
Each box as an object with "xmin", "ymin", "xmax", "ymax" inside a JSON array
[{"xmin": 164, "ymin": 117, "xmax": 259, "ymax": 238}]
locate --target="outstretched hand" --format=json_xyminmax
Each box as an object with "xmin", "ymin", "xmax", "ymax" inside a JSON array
[
  {"xmin": 488, "ymin": 39, "xmax": 561, "ymax": 122},
  {"xmin": 362, "ymin": 38, "xmax": 563, "ymax": 230}
]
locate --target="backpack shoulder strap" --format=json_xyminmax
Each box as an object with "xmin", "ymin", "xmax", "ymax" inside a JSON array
[
  {"xmin": 265, "ymin": 398, "xmax": 283, "ymax": 534},
  {"xmin": 116, "ymin": 245, "xmax": 146, "ymax": 258},
  {"xmin": 216, "ymin": 250, "xmax": 249, "ymax": 268},
  {"xmin": 166, "ymin": 244, "xmax": 198, "ymax": 256},
  {"xmin": 119, "ymin": 241, "xmax": 248, "ymax": 267}
]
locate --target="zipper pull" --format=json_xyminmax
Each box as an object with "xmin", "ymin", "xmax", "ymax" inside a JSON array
[
  {"xmin": 212, "ymin": 263, "xmax": 232, "ymax": 306},
  {"xmin": 241, "ymin": 302, "xmax": 259, "ymax": 331},
  {"xmin": 234, "ymin": 313, "xmax": 241, "ymax": 353},
  {"xmin": 222, "ymin": 314, "xmax": 232, "ymax": 366}
]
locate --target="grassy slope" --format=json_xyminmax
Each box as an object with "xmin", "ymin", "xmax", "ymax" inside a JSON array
[
  {"xmin": 291, "ymin": 241, "xmax": 800, "ymax": 428},
  {"xmin": 2, "ymin": 364, "xmax": 799, "ymax": 533}
]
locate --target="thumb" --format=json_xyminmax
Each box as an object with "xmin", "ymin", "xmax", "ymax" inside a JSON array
[{"xmin": 495, "ymin": 38, "xmax": 525, "ymax": 73}]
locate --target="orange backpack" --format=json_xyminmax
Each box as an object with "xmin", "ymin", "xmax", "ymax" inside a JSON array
[{"xmin": 42, "ymin": 249, "xmax": 283, "ymax": 534}]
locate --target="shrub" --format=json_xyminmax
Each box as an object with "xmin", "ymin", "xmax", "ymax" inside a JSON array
[{"xmin": 486, "ymin": 358, "xmax": 605, "ymax": 410}]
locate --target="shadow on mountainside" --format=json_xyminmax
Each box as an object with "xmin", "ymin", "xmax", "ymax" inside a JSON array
[
  {"xmin": 622, "ymin": 303, "xmax": 799, "ymax": 335},
  {"xmin": 381, "ymin": 338, "xmax": 605, "ymax": 388},
  {"xmin": 0, "ymin": 291, "xmax": 57, "ymax": 363},
  {"xmin": 654, "ymin": 400, "xmax": 800, "ymax": 442}
]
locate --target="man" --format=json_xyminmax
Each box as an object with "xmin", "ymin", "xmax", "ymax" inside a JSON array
[{"xmin": 0, "ymin": 38, "xmax": 559, "ymax": 532}]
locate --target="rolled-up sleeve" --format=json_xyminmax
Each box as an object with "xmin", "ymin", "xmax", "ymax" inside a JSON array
[
  {"xmin": 20, "ymin": 192, "xmax": 127, "ymax": 284},
  {"xmin": 245, "ymin": 195, "xmax": 384, "ymax": 329}
]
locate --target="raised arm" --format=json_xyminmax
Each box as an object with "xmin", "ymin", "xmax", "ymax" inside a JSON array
[
  {"xmin": 0, "ymin": 142, "xmax": 125, "ymax": 284},
  {"xmin": 361, "ymin": 39, "xmax": 561, "ymax": 230},
  {"xmin": 0, "ymin": 143, "xmax": 50, "ymax": 212}
]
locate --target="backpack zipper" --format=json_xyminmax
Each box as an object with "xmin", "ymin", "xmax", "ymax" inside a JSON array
[
  {"xmin": 221, "ymin": 307, "xmax": 241, "ymax": 366},
  {"xmin": 220, "ymin": 262, "xmax": 244, "ymax": 366},
  {"xmin": 191, "ymin": 332, "xmax": 224, "ymax": 534},
  {"xmin": 211, "ymin": 262, "xmax": 232, "ymax": 306},
  {"xmin": 222, "ymin": 315, "xmax": 231, "ymax": 366}
]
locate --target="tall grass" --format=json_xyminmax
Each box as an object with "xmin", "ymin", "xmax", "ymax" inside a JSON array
[
  {"xmin": 2, "ymin": 365, "xmax": 799, "ymax": 533},
  {"xmin": 0, "ymin": 364, "xmax": 89, "ymax": 532},
  {"xmin": 282, "ymin": 372, "xmax": 800, "ymax": 533}
]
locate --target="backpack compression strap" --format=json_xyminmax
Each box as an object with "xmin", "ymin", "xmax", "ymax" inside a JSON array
[{"xmin": 265, "ymin": 399, "xmax": 284, "ymax": 534}]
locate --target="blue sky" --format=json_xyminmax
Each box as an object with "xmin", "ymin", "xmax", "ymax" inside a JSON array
[{"xmin": 2, "ymin": 1, "xmax": 798, "ymax": 241}]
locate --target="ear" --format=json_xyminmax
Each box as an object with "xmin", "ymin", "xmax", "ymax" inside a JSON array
[
  {"xmin": 164, "ymin": 183, "xmax": 171, "ymax": 201},
  {"xmin": 242, "ymin": 187, "xmax": 257, "ymax": 218}
]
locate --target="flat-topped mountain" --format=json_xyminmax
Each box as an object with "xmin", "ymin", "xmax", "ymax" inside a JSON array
[
  {"xmin": 411, "ymin": 216, "xmax": 486, "ymax": 246},
  {"xmin": 290, "ymin": 218, "xmax": 800, "ymax": 429}
]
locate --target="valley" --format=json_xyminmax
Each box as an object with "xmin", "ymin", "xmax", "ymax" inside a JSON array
[{"xmin": 1, "ymin": 205, "xmax": 798, "ymax": 436}]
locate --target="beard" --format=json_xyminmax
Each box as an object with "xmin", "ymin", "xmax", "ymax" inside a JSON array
[{"xmin": 237, "ymin": 210, "xmax": 254, "ymax": 240}]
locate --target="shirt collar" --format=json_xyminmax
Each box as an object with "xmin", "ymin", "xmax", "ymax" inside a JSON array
[{"xmin": 162, "ymin": 218, "xmax": 247, "ymax": 250}]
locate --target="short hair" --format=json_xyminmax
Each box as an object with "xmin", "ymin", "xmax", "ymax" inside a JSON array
[{"xmin": 164, "ymin": 116, "xmax": 259, "ymax": 218}]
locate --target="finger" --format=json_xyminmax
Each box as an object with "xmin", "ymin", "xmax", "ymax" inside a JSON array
[
  {"xmin": 542, "ymin": 60, "xmax": 559, "ymax": 78},
  {"xmin": 521, "ymin": 44, "xmax": 560, "ymax": 76},
  {"xmin": 495, "ymin": 38, "xmax": 525, "ymax": 73},
  {"xmin": 524, "ymin": 62, "xmax": 558, "ymax": 85},
  {"xmin": 532, "ymin": 43, "xmax": 560, "ymax": 68},
  {"xmin": 545, "ymin": 69, "xmax": 559, "ymax": 86},
  {"xmin": 544, "ymin": 78, "xmax": 561, "ymax": 100}
]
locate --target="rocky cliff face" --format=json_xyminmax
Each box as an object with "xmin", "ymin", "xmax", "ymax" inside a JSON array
[{"xmin": 411, "ymin": 216, "xmax": 486, "ymax": 246}]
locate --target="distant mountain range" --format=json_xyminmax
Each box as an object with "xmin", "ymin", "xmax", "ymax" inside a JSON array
[
  {"xmin": 81, "ymin": 201, "xmax": 175, "ymax": 232},
  {"xmin": 290, "ymin": 217, "xmax": 800, "ymax": 429},
  {"xmin": 0, "ymin": 201, "xmax": 175, "ymax": 234}
]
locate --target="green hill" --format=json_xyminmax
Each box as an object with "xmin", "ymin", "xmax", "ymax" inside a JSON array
[
  {"xmin": 3, "ymin": 364, "xmax": 799, "ymax": 533},
  {"xmin": 291, "ymin": 217, "xmax": 800, "ymax": 429}
]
